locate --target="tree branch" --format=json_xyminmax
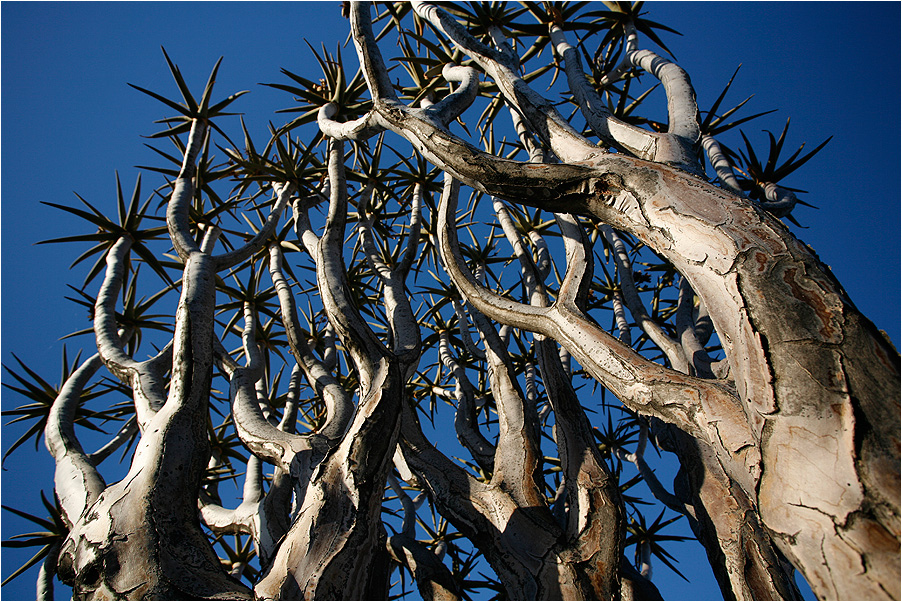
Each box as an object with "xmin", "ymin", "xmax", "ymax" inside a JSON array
[
  {"xmin": 409, "ymin": 1, "xmax": 599, "ymax": 163},
  {"xmin": 676, "ymin": 277, "xmax": 715, "ymax": 378},
  {"xmin": 386, "ymin": 475, "xmax": 461, "ymax": 600},
  {"xmin": 424, "ymin": 64, "xmax": 480, "ymax": 127},
  {"xmin": 550, "ymin": 24, "xmax": 658, "ymax": 161},
  {"xmin": 318, "ymin": 103, "xmax": 385, "ymax": 141},
  {"xmin": 452, "ymin": 300, "xmax": 486, "ymax": 360},
  {"xmin": 317, "ymin": 137, "xmax": 388, "ymax": 385},
  {"xmin": 93, "ymin": 236, "xmax": 170, "ymax": 429},
  {"xmin": 212, "ymin": 182, "xmax": 295, "ymax": 271},
  {"xmin": 166, "ymin": 118, "xmax": 207, "ymax": 260},
  {"xmin": 440, "ymin": 331, "xmax": 495, "ymax": 475},
  {"xmin": 438, "ymin": 172, "xmax": 731, "ymax": 440},
  {"xmin": 701, "ymin": 134, "xmax": 744, "ymax": 194},
  {"xmin": 600, "ymin": 225, "xmax": 686, "ymax": 369},
  {"xmin": 44, "ymin": 353, "xmax": 107, "ymax": 526},
  {"xmin": 87, "ymin": 415, "xmax": 138, "ymax": 465},
  {"xmin": 617, "ymin": 420, "xmax": 697, "ymax": 520},
  {"xmin": 597, "ymin": 19, "xmax": 702, "ymax": 173},
  {"xmin": 395, "ymin": 183, "xmax": 423, "ymax": 279},
  {"xmin": 227, "ymin": 302, "xmax": 311, "ymax": 475},
  {"xmin": 268, "ymin": 243, "xmax": 353, "ymax": 441}
]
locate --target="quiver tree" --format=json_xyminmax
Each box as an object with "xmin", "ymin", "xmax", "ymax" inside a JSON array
[{"xmin": 2, "ymin": 2, "xmax": 898, "ymax": 601}]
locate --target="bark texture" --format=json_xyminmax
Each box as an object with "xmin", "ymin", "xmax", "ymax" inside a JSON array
[{"xmin": 20, "ymin": 3, "xmax": 898, "ymax": 601}]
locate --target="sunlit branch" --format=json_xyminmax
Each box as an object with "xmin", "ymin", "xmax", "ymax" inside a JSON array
[
  {"xmin": 395, "ymin": 183, "xmax": 423, "ymax": 279},
  {"xmin": 93, "ymin": 237, "xmax": 135, "ymax": 377},
  {"xmin": 484, "ymin": 25, "xmax": 547, "ymax": 163},
  {"xmin": 505, "ymin": 99, "xmax": 545, "ymax": 163},
  {"xmin": 44, "ymin": 353, "xmax": 107, "ymax": 526},
  {"xmin": 318, "ymin": 137, "xmax": 387, "ymax": 384},
  {"xmin": 702, "ymin": 134, "xmax": 744, "ymax": 194},
  {"xmin": 493, "ymin": 191, "xmax": 620, "ymax": 540},
  {"xmin": 227, "ymin": 302, "xmax": 311, "ymax": 475},
  {"xmin": 357, "ymin": 186, "xmax": 394, "ymax": 280},
  {"xmin": 167, "ymin": 119, "xmax": 207, "ymax": 260},
  {"xmin": 409, "ymin": 1, "xmax": 599, "ymax": 163},
  {"xmin": 527, "ymin": 230, "xmax": 551, "ymax": 279},
  {"xmin": 292, "ymin": 196, "xmax": 322, "ymax": 256},
  {"xmin": 599, "ymin": 24, "xmax": 639, "ymax": 86},
  {"xmin": 268, "ymin": 243, "xmax": 354, "ymax": 441},
  {"xmin": 349, "ymin": 2, "xmax": 602, "ymax": 210},
  {"xmin": 493, "ymin": 198, "xmax": 546, "ymax": 303},
  {"xmin": 437, "ymin": 176, "xmax": 547, "ymax": 327},
  {"xmin": 597, "ymin": 20, "xmax": 702, "ymax": 173},
  {"xmin": 317, "ymin": 103, "xmax": 385, "ymax": 141},
  {"xmin": 628, "ymin": 47, "xmax": 700, "ymax": 145},
  {"xmin": 199, "ymin": 223, "xmax": 222, "ymax": 254},
  {"xmin": 424, "ymin": 64, "xmax": 480, "ymax": 127},
  {"xmin": 469, "ymin": 309, "xmax": 544, "ymax": 507},
  {"xmin": 554, "ymin": 212, "xmax": 594, "ymax": 309},
  {"xmin": 93, "ymin": 236, "xmax": 170, "ymax": 429},
  {"xmin": 320, "ymin": 321, "xmax": 338, "ymax": 373},
  {"xmin": 37, "ymin": 542, "xmax": 59, "ymax": 601},
  {"xmin": 254, "ymin": 379, "xmax": 279, "ymax": 427},
  {"xmin": 357, "ymin": 188, "xmax": 421, "ymax": 369},
  {"xmin": 277, "ymin": 363, "xmax": 302, "ymax": 435},
  {"xmin": 213, "ymin": 182, "xmax": 294, "ymax": 271},
  {"xmin": 350, "ymin": 2, "xmax": 398, "ymax": 103},
  {"xmin": 199, "ymin": 452, "xmax": 288, "ymax": 566},
  {"xmin": 550, "ymin": 24, "xmax": 658, "ymax": 161}
]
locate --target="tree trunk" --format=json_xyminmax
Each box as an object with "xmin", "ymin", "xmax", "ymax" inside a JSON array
[
  {"xmin": 657, "ymin": 422, "xmax": 802, "ymax": 600},
  {"xmin": 57, "ymin": 253, "xmax": 253, "ymax": 600},
  {"xmin": 255, "ymin": 360, "xmax": 402, "ymax": 600},
  {"xmin": 520, "ymin": 159, "xmax": 900, "ymax": 600},
  {"xmin": 588, "ymin": 161, "xmax": 900, "ymax": 600},
  {"xmin": 447, "ymin": 152, "xmax": 901, "ymax": 600},
  {"xmin": 343, "ymin": 1, "xmax": 901, "ymax": 593},
  {"xmin": 399, "ymin": 400, "xmax": 622, "ymax": 600}
]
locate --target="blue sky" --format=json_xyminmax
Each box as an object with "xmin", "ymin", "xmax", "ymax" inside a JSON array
[{"xmin": 2, "ymin": 2, "xmax": 899, "ymax": 599}]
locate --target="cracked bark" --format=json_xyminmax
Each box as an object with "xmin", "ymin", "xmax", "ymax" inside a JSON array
[
  {"xmin": 52, "ymin": 116, "xmax": 282, "ymax": 600},
  {"xmin": 254, "ymin": 139, "xmax": 412, "ymax": 600},
  {"xmin": 35, "ymin": 5, "xmax": 899, "ymax": 599},
  {"xmin": 57, "ymin": 249, "xmax": 253, "ymax": 600},
  {"xmin": 348, "ymin": 3, "xmax": 900, "ymax": 597}
]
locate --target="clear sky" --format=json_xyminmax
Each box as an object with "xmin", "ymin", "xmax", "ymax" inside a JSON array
[{"xmin": 2, "ymin": 2, "xmax": 899, "ymax": 600}]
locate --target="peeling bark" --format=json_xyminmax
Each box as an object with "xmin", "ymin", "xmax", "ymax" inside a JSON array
[
  {"xmin": 26, "ymin": 4, "xmax": 899, "ymax": 600},
  {"xmin": 346, "ymin": 3, "xmax": 899, "ymax": 598}
]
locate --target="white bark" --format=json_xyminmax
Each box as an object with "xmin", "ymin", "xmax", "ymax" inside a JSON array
[
  {"xmin": 406, "ymin": 2, "xmax": 602, "ymax": 164},
  {"xmin": 45, "ymin": 354, "xmax": 106, "ymax": 526},
  {"xmin": 550, "ymin": 24, "xmax": 658, "ymax": 161}
]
